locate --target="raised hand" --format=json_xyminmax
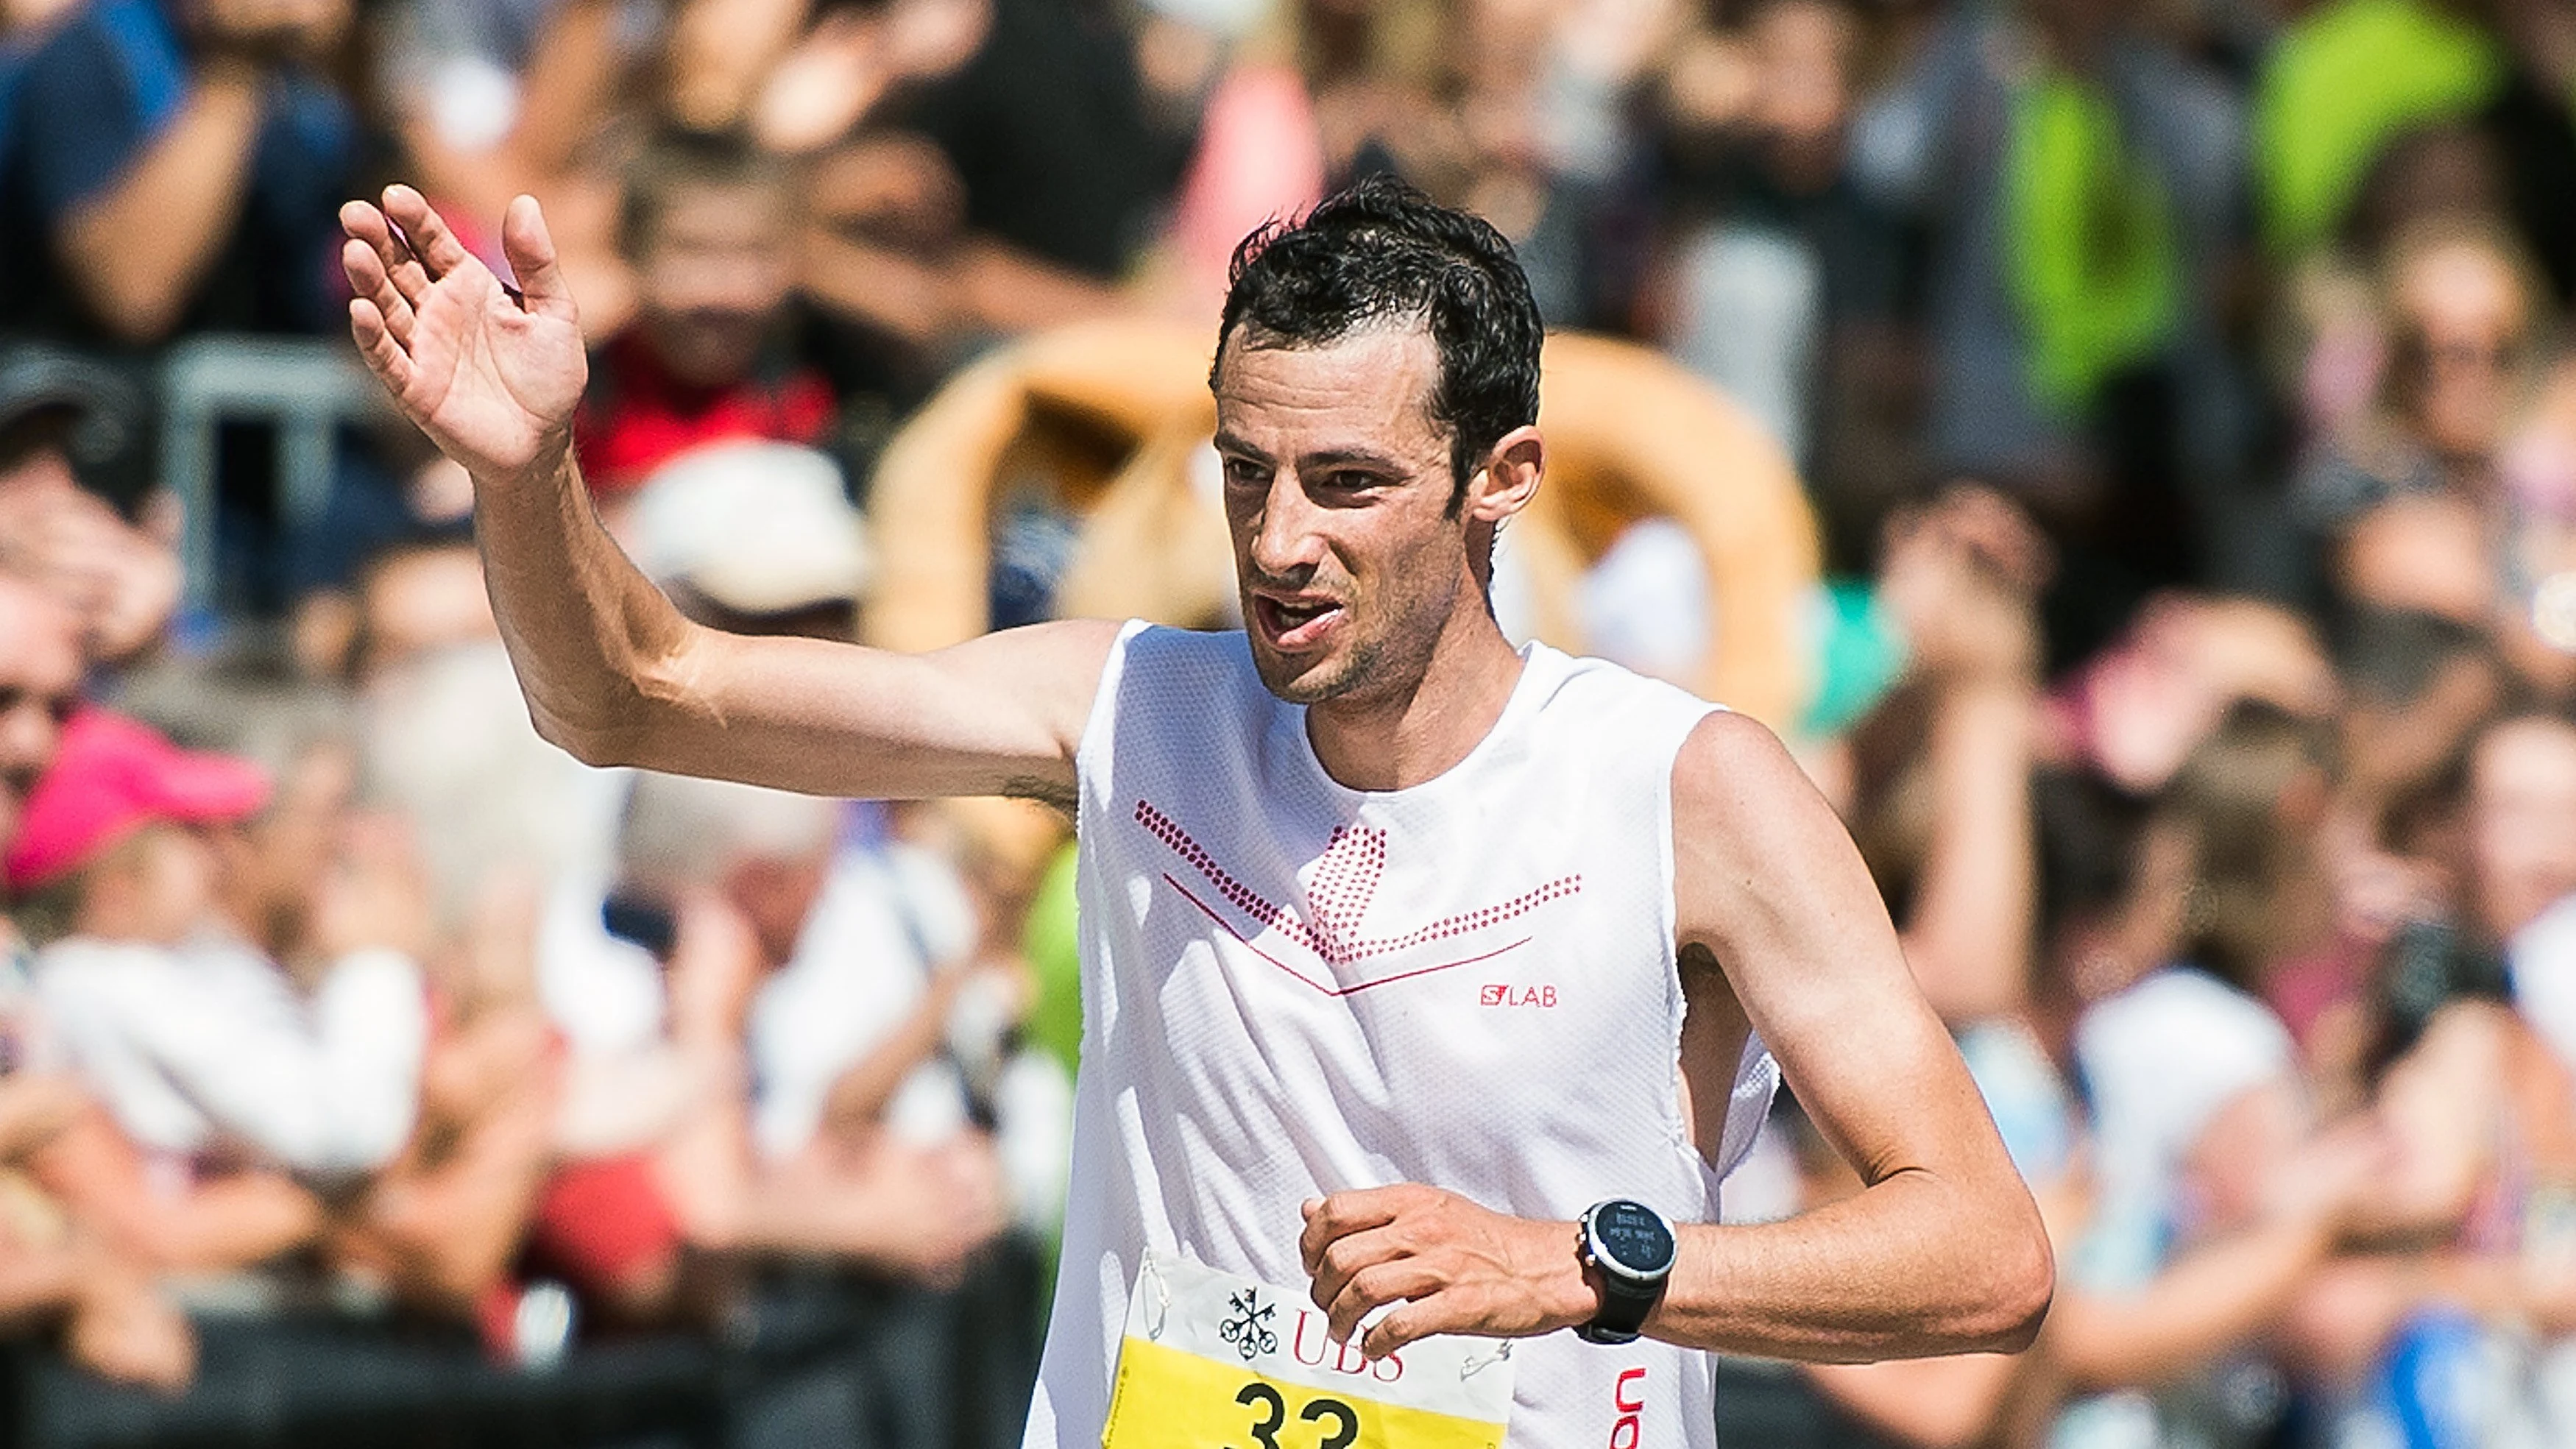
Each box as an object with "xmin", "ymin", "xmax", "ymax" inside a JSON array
[{"xmin": 341, "ymin": 187, "xmax": 587, "ymax": 486}]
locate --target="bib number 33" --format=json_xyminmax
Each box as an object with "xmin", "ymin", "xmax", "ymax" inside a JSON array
[
  {"xmin": 1101, "ymin": 1252, "xmax": 1514, "ymax": 1449},
  {"xmin": 1234, "ymin": 1381, "xmax": 1356, "ymax": 1449}
]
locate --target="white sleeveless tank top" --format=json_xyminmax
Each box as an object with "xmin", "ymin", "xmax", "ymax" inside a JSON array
[{"xmin": 1022, "ymin": 623, "xmax": 1780, "ymax": 1449}]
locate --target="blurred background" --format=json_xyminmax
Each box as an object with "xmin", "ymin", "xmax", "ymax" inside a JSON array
[{"xmin": 4, "ymin": 0, "xmax": 2576, "ymax": 1444}]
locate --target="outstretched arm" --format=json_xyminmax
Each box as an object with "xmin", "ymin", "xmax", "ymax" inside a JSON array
[
  {"xmin": 1303, "ymin": 712, "xmax": 2050, "ymax": 1361},
  {"xmin": 339, "ymin": 188, "xmax": 1114, "ymax": 798}
]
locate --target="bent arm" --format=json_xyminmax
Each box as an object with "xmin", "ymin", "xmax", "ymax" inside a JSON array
[
  {"xmin": 1656, "ymin": 712, "xmax": 2053, "ymax": 1359},
  {"xmin": 57, "ymin": 63, "xmax": 265, "ymax": 344}
]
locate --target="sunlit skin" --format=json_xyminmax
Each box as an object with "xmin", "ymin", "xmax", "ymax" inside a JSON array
[
  {"xmin": 1213, "ymin": 325, "xmax": 1543, "ymax": 789},
  {"xmin": 337, "ymin": 185, "xmax": 2051, "ymax": 1374}
]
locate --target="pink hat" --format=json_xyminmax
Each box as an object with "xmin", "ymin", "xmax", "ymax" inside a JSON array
[{"xmin": 3, "ymin": 709, "xmax": 269, "ymax": 893}]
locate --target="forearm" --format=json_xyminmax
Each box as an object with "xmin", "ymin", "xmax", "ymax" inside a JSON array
[
  {"xmin": 152, "ymin": 1172, "xmax": 325, "ymax": 1271},
  {"xmin": 33, "ymin": 1114, "xmax": 319, "ymax": 1271},
  {"xmin": 470, "ymin": 444, "xmax": 700, "ymax": 762},
  {"xmin": 353, "ymin": 1091, "xmax": 554, "ymax": 1306},
  {"xmin": 0, "ymin": 1074, "xmax": 85, "ymax": 1161},
  {"xmin": 1805, "ymin": 1353, "xmax": 2028, "ymax": 1449},
  {"xmin": 1898, "ymin": 681, "xmax": 2036, "ymax": 1025},
  {"xmin": 819, "ymin": 976, "xmax": 963, "ymax": 1140},
  {"xmin": 1649, "ymin": 1169, "xmax": 2050, "ymax": 1360},
  {"xmin": 2044, "ymin": 1216, "xmax": 2332, "ymax": 1391},
  {"xmin": 59, "ymin": 61, "xmax": 264, "ymax": 342}
]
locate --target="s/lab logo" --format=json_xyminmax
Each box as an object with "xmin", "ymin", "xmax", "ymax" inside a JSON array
[{"xmin": 1480, "ymin": 982, "xmax": 1557, "ymax": 1007}]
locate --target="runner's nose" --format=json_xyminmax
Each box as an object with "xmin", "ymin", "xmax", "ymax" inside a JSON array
[{"xmin": 1247, "ymin": 472, "xmax": 1328, "ymax": 580}]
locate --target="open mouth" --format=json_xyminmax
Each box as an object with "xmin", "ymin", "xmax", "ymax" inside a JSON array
[{"xmin": 1253, "ymin": 593, "xmax": 1345, "ymax": 651}]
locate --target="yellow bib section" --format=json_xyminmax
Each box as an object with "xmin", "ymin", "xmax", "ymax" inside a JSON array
[{"xmin": 1102, "ymin": 1336, "xmax": 1508, "ymax": 1449}]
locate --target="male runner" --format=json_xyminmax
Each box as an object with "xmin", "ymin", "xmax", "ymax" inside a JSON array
[{"xmin": 340, "ymin": 175, "xmax": 2049, "ymax": 1449}]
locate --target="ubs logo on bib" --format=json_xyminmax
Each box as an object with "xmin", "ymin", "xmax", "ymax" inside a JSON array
[
  {"xmin": 1135, "ymin": 798, "xmax": 1581, "ymax": 998},
  {"xmin": 1221, "ymin": 1289, "xmax": 1279, "ymax": 1359}
]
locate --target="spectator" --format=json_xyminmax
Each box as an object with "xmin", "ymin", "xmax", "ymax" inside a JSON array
[
  {"xmin": 0, "ymin": 0, "xmax": 358, "ymax": 344},
  {"xmin": 1847, "ymin": 0, "xmax": 2263, "ymax": 648},
  {"xmin": 0, "ymin": 573, "xmax": 197, "ymax": 1392},
  {"xmin": 0, "ymin": 572, "xmax": 79, "ymax": 848},
  {"xmin": 2478, "ymin": 711, "xmax": 2576, "ymax": 1067},
  {"xmin": 573, "ymin": 132, "xmax": 838, "ymax": 502},
  {"xmin": 8, "ymin": 711, "xmax": 428, "ymax": 1185},
  {"xmin": 601, "ymin": 770, "xmax": 1013, "ymax": 1269},
  {"xmin": 1654, "ymin": 0, "xmax": 1898, "ymax": 478},
  {"xmin": 0, "ymin": 361, "xmax": 181, "ymax": 670},
  {"xmin": 2254, "ymin": 0, "xmax": 2505, "ymax": 263}
]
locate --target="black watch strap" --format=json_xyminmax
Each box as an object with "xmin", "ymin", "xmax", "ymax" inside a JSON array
[
  {"xmin": 1574, "ymin": 1202, "xmax": 1673, "ymax": 1346},
  {"xmin": 1577, "ymin": 1268, "xmax": 1663, "ymax": 1345}
]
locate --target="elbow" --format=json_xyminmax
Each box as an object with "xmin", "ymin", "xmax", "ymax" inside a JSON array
[
  {"xmin": 1965, "ymin": 1215, "xmax": 2056, "ymax": 1355},
  {"xmin": 523, "ymin": 625, "xmax": 699, "ymax": 770},
  {"xmin": 525, "ymin": 671, "xmax": 659, "ymax": 770},
  {"xmin": 528, "ymin": 698, "xmax": 634, "ymax": 770}
]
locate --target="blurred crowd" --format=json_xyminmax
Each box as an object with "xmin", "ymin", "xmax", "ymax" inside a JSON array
[{"xmin": 4, "ymin": 0, "xmax": 2576, "ymax": 1445}]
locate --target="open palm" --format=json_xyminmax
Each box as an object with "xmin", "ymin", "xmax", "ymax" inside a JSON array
[{"xmin": 341, "ymin": 186, "xmax": 588, "ymax": 483}]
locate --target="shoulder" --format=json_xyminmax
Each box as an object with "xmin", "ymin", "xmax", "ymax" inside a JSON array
[
  {"xmin": 21, "ymin": 0, "xmax": 172, "ymax": 102},
  {"xmin": 1668, "ymin": 709, "xmax": 1879, "ymax": 944},
  {"xmin": 1670, "ymin": 707, "xmax": 1811, "ymax": 831}
]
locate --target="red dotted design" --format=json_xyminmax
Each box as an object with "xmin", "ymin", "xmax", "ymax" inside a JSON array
[{"xmin": 1133, "ymin": 799, "xmax": 1582, "ymax": 968}]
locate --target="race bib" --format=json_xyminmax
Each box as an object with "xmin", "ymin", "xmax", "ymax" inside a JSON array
[{"xmin": 1101, "ymin": 1250, "xmax": 1515, "ymax": 1449}]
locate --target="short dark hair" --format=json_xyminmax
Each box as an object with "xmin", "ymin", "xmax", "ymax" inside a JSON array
[
  {"xmin": 616, "ymin": 129, "xmax": 794, "ymax": 260},
  {"xmin": 1213, "ymin": 174, "xmax": 1543, "ymax": 510}
]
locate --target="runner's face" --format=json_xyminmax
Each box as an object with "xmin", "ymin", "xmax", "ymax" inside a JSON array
[
  {"xmin": 1213, "ymin": 325, "xmax": 1471, "ymax": 706},
  {"xmin": 0, "ymin": 581, "xmax": 80, "ymax": 837}
]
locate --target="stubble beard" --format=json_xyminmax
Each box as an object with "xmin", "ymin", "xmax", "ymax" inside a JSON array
[{"xmin": 1253, "ymin": 624, "xmax": 1387, "ymax": 706}]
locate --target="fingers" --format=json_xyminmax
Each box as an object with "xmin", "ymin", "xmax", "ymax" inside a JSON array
[
  {"xmin": 1359, "ymin": 1294, "xmax": 1459, "ymax": 1360},
  {"xmin": 1326, "ymin": 1255, "xmax": 1444, "ymax": 1346},
  {"xmin": 348, "ymin": 297, "xmax": 414, "ymax": 396},
  {"xmin": 341, "ymin": 238, "xmax": 414, "ymax": 347},
  {"xmin": 1298, "ymin": 1186, "xmax": 1420, "ymax": 1274},
  {"xmin": 379, "ymin": 183, "xmax": 475, "ymax": 280},
  {"xmin": 500, "ymin": 194, "xmax": 578, "ymax": 324},
  {"xmin": 1309, "ymin": 1221, "xmax": 1406, "ymax": 1311},
  {"xmin": 339, "ymin": 200, "xmax": 431, "ymax": 316}
]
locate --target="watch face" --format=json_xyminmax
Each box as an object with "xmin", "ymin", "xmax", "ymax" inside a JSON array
[{"xmin": 1591, "ymin": 1200, "xmax": 1675, "ymax": 1277}]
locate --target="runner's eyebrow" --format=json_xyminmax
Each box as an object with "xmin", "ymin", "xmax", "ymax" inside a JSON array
[
  {"xmin": 1212, "ymin": 433, "xmax": 1409, "ymax": 476},
  {"xmin": 1295, "ymin": 448, "xmax": 1407, "ymax": 475}
]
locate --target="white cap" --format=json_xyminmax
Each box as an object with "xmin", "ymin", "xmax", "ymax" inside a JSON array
[{"xmin": 629, "ymin": 441, "xmax": 871, "ymax": 615}]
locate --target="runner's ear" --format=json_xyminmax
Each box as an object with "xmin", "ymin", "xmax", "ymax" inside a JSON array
[{"xmin": 1461, "ymin": 426, "xmax": 1543, "ymax": 526}]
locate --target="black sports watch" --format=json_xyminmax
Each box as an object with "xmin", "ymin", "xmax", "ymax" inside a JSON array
[{"xmin": 1574, "ymin": 1198, "xmax": 1676, "ymax": 1345}]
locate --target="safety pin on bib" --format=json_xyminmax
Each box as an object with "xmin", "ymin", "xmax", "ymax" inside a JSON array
[
  {"xmin": 1142, "ymin": 1255, "xmax": 1172, "ymax": 1342},
  {"xmin": 1457, "ymin": 1341, "xmax": 1512, "ymax": 1382}
]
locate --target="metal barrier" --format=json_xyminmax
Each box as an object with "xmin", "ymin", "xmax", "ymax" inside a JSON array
[{"xmin": 159, "ymin": 336, "xmax": 384, "ymax": 609}]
